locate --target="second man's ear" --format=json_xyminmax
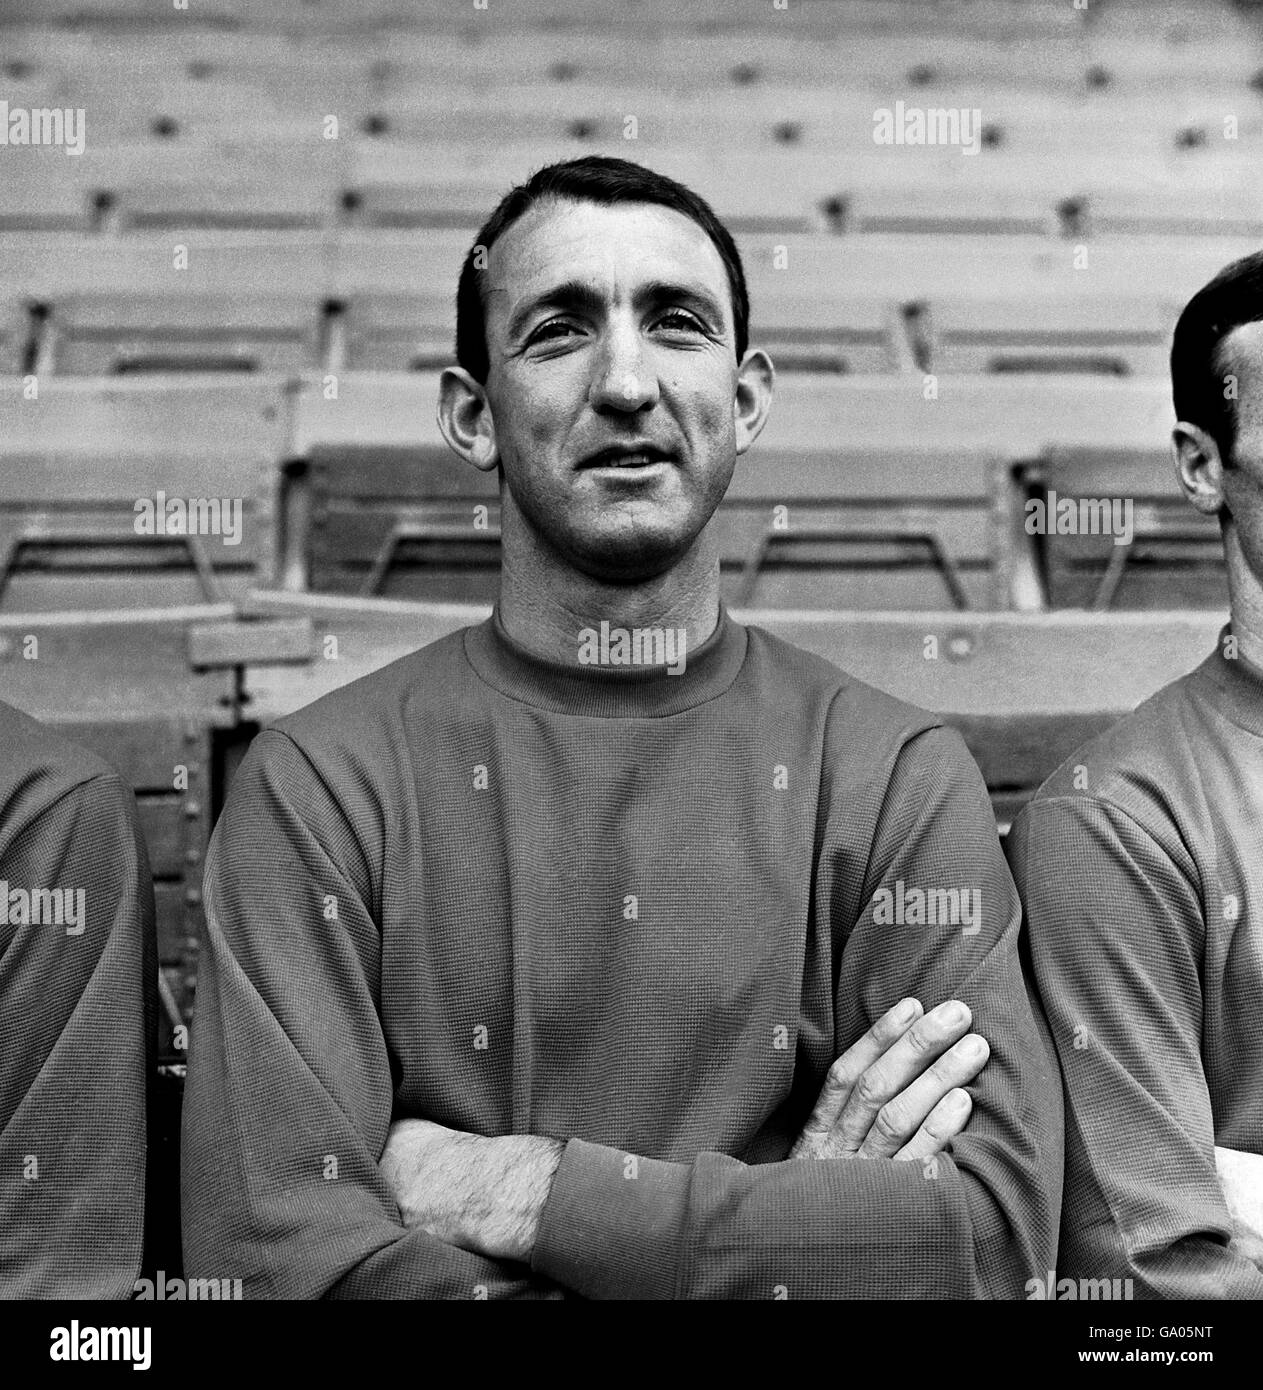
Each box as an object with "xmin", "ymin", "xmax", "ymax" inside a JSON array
[
  {"xmin": 438, "ymin": 367, "xmax": 500, "ymax": 473},
  {"xmin": 1172, "ymin": 421, "xmax": 1229, "ymax": 518},
  {"xmin": 733, "ymin": 348, "xmax": 775, "ymax": 458}
]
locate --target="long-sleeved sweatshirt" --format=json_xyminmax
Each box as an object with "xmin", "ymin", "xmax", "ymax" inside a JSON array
[
  {"xmin": 1012, "ymin": 630, "xmax": 1263, "ymax": 1298},
  {"xmin": 0, "ymin": 699, "xmax": 155, "ymax": 1298},
  {"xmin": 181, "ymin": 603, "xmax": 1062, "ymax": 1298}
]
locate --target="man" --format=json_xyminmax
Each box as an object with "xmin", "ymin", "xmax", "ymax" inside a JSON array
[
  {"xmin": 0, "ymin": 698, "xmax": 155, "ymax": 1297},
  {"xmin": 182, "ymin": 156, "xmax": 1061, "ymax": 1298},
  {"xmin": 1011, "ymin": 250, "xmax": 1263, "ymax": 1297}
]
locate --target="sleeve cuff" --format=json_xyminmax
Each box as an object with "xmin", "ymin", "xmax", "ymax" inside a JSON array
[{"xmin": 531, "ymin": 1138, "xmax": 691, "ymax": 1299}]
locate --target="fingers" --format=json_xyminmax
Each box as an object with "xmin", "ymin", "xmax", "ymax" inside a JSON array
[
  {"xmin": 790, "ymin": 997, "xmax": 923, "ymax": 1158},
  {"xmin": 828, "ymin": 1000, "xmax": 976, "ymax": 1156},
  {"xmin": 857, "ymin": 1030, "xmax": 989, "ymax": 1159},
  {"xmin": 892, "ymin": 1087, "xmax": 973, "ymax": 1163}
]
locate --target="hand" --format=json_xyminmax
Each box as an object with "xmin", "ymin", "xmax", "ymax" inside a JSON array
[
  {"xmin": 380, "ymin": 1118, "xmax": 565, "ymax": 1263},
  {"xmin": 790, "ymin": 997, "xmax": 988, "ymax": 1163},
  {"xmin": 1215, "ymin": 1145, "xmax": 1263, "ymax": 1272}
]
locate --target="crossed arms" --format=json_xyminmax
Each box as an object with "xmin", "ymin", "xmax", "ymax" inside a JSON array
[
  {"xmin": 381, "ymin": 996, "xmax": 988, "ymax": 1267},
  {"xmin": 181, "ymin": 724, "xmax": 1062, "ymax": 1299}
]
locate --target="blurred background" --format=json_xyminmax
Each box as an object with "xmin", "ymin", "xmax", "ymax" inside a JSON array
[{"xmin": 0, "ymin": 0, "xmax": 1256, "ymax": 1275}]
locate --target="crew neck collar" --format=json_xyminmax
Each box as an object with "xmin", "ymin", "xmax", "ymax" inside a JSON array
[{"xmin": 463, "ymin": 601, "xmax": 748, "ymax": 718}]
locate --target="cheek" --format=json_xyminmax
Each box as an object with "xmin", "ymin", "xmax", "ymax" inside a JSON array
[
  {"xmin": 668, "ymin": 367, "xmax": 740, "ymax": 441},
  {"xmin": 1226, "ymin": 460, "xmax": 1263, "ymax": 562},
  {"xmin": 496, "ymin": 378, "xmax": 574, "ymax": 455}
]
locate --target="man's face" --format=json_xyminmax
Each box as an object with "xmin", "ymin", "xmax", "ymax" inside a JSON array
[
  {"xmin": 1220, "ymin": 321, "xmax": 1263, "ymax": 583},
  {"xmin": 479, "ymin": 197, "xmax": 747, "ymax": 582}
]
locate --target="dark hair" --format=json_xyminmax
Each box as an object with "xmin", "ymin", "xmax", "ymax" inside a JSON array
[
  {"xmin": 1171, "ymin": 249, "xmax": 1263, "ymax": 462},
  {"xmin": 455, "ymin": 155, "xmax": 749, "ymax": 384}
]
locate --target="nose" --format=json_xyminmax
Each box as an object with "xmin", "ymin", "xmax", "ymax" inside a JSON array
[{"xmin": 587, "ymin": 319, "xmax": 659, "ymax": 414}]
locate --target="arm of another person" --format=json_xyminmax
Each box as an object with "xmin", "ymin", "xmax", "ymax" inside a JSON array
[
  {"xmin": 0, "ymin": 771, "xmax": 155, "ymax": 1298},
  {"xmin": 386, "ymin": 725, "xmax": 1064, "ymax": 1299},
  {"xmin": 1011, "ymin": 794, "xmax": 1263, "ymax": 1297},
  {"xmin": 1215, "ymin": 1147, "xmax": 1263, "ymax": 1270},
  {"xmin": 179, "ymin": 730, "xmax": 564, "ymax": 1300}
]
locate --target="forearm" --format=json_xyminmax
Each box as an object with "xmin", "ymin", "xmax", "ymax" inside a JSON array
[
  {"xmin": 1045, "ymin": 1073, "xmax": 1263, "ymax": 1296},
  {"xmin": 386, "ymin": 1084, "xmax": 1051, "ymax": 1299},
  {"xmin": 529, "ymin": 1137, "xmax": 1041, "ymax": 1299},
  {"xmin": 327, "ymin": 1229, "xmax": 566, "ymax": 1300},
  {"xmin": 382, "ymin": 1120, "xmax": 565, "ymax": 1264}
]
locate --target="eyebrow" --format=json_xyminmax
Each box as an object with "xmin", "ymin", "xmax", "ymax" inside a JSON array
[{"xmin": 505, "ymin": 277, "xmax": 728, "ymax": 344}]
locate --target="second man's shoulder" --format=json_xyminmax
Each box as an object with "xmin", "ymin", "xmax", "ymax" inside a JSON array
[
  {"xmin": 742, "ymin": 621, "xmax": 950, "ymax": 750},
  {"xmin": 0, "ymin": 697, "xmax": 136, "ymax": 828}
]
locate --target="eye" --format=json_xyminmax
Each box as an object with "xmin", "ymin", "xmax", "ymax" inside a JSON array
[
  {"xmin": 655, "ymin": 309, "xmax": 705, "ymax": 333},
  {"xmin": 528, "ymin": 318, "xmax": 582, "ymax": 344}
]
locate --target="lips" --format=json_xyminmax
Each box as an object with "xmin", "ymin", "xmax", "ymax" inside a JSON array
[{"xmin": 579, "ymin": 444, "xmax": 675, "ymax": 469}]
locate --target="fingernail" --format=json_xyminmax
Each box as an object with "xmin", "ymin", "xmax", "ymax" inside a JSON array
[
  {"xmin": 894, "ymin": 998, "xmax": 920, "ymax": 1027},
  {"xmin": 962, "ymin": 1034, "xmax": 986, "ymax": 1058},
  {"xmin": 944, "ymin": 1001, "xmax": 968, "ymax": 1025}
]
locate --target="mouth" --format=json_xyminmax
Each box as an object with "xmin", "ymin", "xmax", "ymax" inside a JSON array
[{"xmin": 578, "ymin": 445, "xmax": 676, "ymax": 471}]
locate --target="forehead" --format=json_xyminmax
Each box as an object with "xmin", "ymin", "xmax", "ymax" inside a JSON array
[{"xmin": 484, "ymin": 196, "xmax": 731, "ymax": 323}]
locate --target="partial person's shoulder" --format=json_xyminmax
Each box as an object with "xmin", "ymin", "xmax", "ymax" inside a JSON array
[
  {"xmin": 1019, "ymin": 657, "xmax": 1220, "ymax": 868},
  {"xmin": 1032, "ymin": 660, "xmax": 1210, "ymax": 808},
  {"xmin": 0, "ymin": 698, "xmax": 129, "ymax": 826},
  {"xmin": 742, "ymin": 621, "xmax": 944, "ymax": 749},
  {"xmin": 268, "ymin": 624, "xmax": 472, "ymax": 760}
]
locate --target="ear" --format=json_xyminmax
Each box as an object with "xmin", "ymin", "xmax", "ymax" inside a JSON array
[
  {"xmin": 733, "ymin": 348, "xmax": 775, "ymax": 457},
  {"xmin": 1172, "ymin": 420, "xmax": 1228, "ymax": 518},
  {"xmin": 438, "ymin": 367, "xmax": 499, "ymax": 473}
]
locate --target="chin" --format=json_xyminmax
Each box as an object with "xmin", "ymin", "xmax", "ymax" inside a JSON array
[{"xmin": 567, "ymin": 526, "xmax": 693, "ymax": 583}]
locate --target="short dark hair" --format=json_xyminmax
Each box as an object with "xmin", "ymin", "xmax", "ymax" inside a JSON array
[
  {"xmin": 1171, "ymin": 249, "xmax": 1263, "ymax": 463},
  {"xmin": 455, "ymin": 155, "xmax": 749, "ymax": 384}
]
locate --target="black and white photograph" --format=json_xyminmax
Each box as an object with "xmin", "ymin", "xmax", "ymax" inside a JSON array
[{"xmin": 0, "ymin": 0, "xmax": 1258, "ymax": 1366}]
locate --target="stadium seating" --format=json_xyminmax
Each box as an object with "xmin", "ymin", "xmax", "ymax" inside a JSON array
[
  {"xmin": 0, "ymin": 165, "xmax": 97, "ymax": 234},
  {"xmin": 287, "ymin": 372, "xmax": 498, "ymax": 600},
  {"xmin": 1030, "ymin": 444, "xmax": 1227, "ymax": 610},
  {"xmin": 35, "ymin": 294, "xmax": 328, "ymax": 376},
  {"xmin": 924, "ymin": 295, "xmax": 1179, "ymax": 377},
  {"xmin": 0, "ymin": 299, "xmax": 29, "ymax": 375},
  {"xmin": 756, "ymin": 606, "xmax": 1227, "ymax": 829},
  {"xmin": 0, "ymin": 379, "xmax": 291, "ymax": 609}
]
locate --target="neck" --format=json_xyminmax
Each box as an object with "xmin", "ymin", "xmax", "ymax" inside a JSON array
[
  {"xmin": 1225, "ymin": 524, "xmax": 1263, "ymax": 669},
  {"xmin": 495, "ymin": 502, "xmax": 722, "ymax": 667}
]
